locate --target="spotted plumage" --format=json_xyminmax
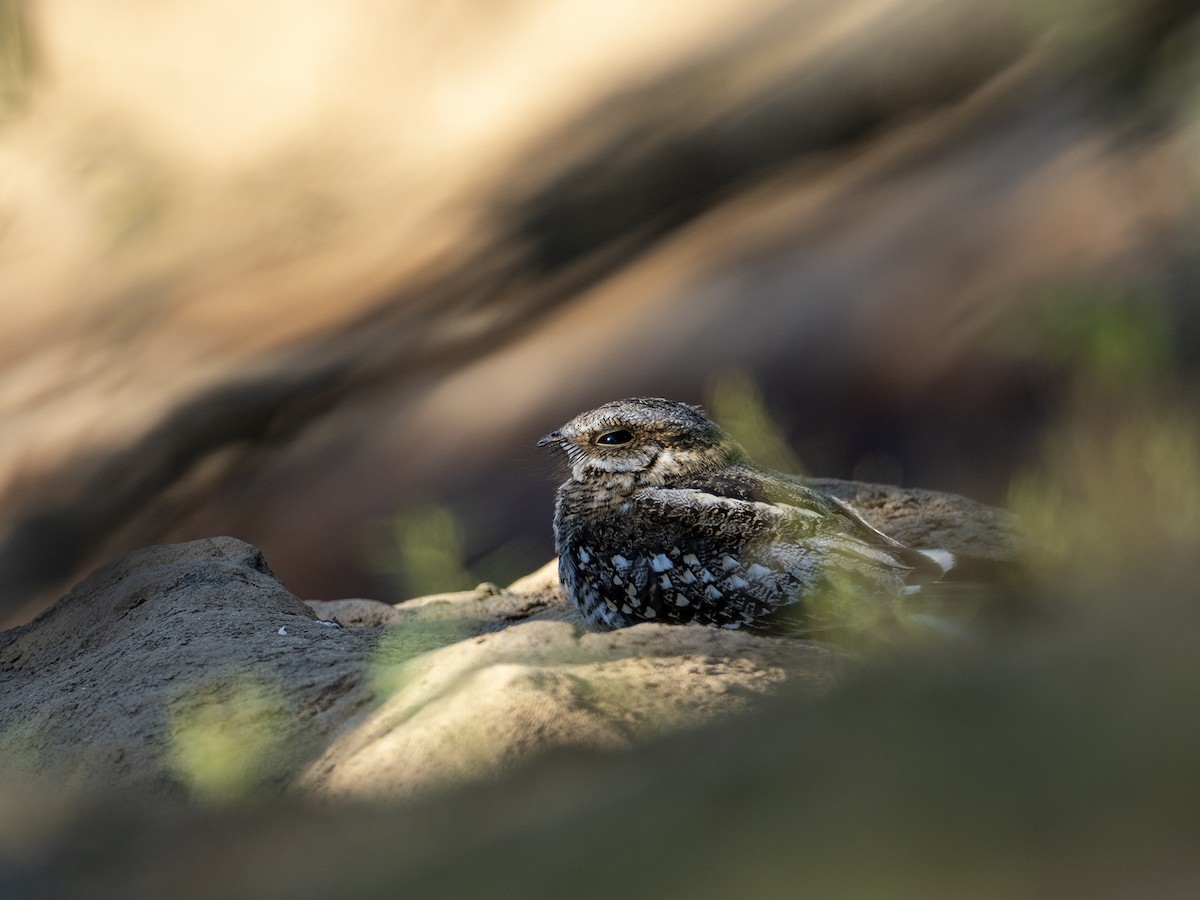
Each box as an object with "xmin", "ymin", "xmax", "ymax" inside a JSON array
[{"xmin": 538, "ymin": 397, "xmax": 952, "ymax": 635}]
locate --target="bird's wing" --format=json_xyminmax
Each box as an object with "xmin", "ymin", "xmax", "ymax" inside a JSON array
[
  {"xmin": 682, "ymin": 466, "xmax": 949, "ymax": 579},
  {"xmin": 634, "ymin": 482, "xmax": 912, "ymax": 632}
]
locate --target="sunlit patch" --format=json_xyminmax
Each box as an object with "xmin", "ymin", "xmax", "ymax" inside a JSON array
[{"xmin": 371, "ymin": 617, "xmax": 480, "ymax": 699}]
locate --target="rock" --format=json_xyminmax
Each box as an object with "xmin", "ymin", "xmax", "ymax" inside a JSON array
[
  {"xmin": 809, "ymin": 478, "xmax": 1022, "ymax": 562},
  {"xmin": 305, "ymin": 572, "xmax": 577, "ymax": 635},
  {"xmin": 0, "ymin": 477, "xmax": 1036, "ymax": 899},
  {"xmin": 0, "ymin": 483, "xmax": 1015, "ymax": 802},
  {"xmin": 301, "ymin": 619, "xmax": 839, "ymax": 799},
  {"xmin": 0, "ymin": 537, "xmax": 378, "ymax": 800},
  {"xmin": 13, "ymin": 545, "xmax": 1200, "ymax": 900},
  {"xmin": 0, "ymin": 536, "xmax": 844, "ymax": 802}
]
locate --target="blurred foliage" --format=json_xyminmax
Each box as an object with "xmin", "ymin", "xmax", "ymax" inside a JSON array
[
  {"xmin": 0, "ymin": 0, "xmax": 35, "ymax": 122},
  {"xmin": 804, "ymin": 571, "xmax": 903, "ymax": 648},
  {"xmin": 167, "ymin": 674, "xmax": 290, "ymax": 804},
  {"xmin": 378, "ymin": 502, "xmax": 478, "ymax": 599},
  {"xmin": 373, "ymin": 498, "xmax": 557, "ymax": 602},
  {"xmin": 1149, "ymin": 14, "xmax": 1200, "ymax": 116},
  {"xmin": 1001, "ymin": 287, "xmax": 1200, "ymax": 594},
  {"xmin": 707, "ymin": 370, "xmax": 804, "ymax": 475},
  {"xmin": 991, "ymin": 286, "xmax": 1175, "ymax": 387},
  {"xmin": 1152, "ymin": 16, "xmax": 1200, "ymax": 190},
  {"xmin": 1013, "ymin": 0, "xmax": 1131, "ymax": 57},
  {"xmin": 1010, "ymin": 405, "xmax": 1200, "ymax": 585},
  {"xmin": 1012, "ymin": 0, "xmax": 1196, "ymax": 91}
]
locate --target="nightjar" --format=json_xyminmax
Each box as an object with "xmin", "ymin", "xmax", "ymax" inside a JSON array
[{"xmin": 538, "ymin": 397, "xmax": 953, "ymax": 635}]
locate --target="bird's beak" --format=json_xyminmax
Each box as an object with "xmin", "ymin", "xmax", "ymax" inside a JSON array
[{"xmin": 537, "ymin": 431, "xmax": 562, "ymax": 448}]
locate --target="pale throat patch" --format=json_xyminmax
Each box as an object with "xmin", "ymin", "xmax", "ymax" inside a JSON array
[{"xmin": 572, "ymin": 455, "xmax": 642, "ymax": 481}]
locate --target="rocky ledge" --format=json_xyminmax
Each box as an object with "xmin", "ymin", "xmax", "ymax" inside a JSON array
[
  {"xmin": 0, "ymin": 479, "xmax": 1016, "ymax": 802},
  {"xmin": 6, "ymin": 482, "xmax": 1200, "ymax": 900}
]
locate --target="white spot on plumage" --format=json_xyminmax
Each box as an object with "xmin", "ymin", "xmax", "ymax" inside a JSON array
[
  {"xmin": 612, "ymin": 555, "xmax": 631, "ymax": 571},
  {"xmin": 644, "ymin": 606, "xmax": 657, "ymax": 618},
  {"xmin": 675, "ymin": 595, "xmax": 689, "ymax": 607},
  {"xmin": 682, "ymin": 553, "xmax": 700, "ymax": 567},
  {"xmin": 679, "ymin": 569, "xmax": 697, "ymax": 584},
  {"xmin": 705, "ymin": 585, "xmax": 723, "ymax": 600},
  {"xmin": 917, "ymin": 548, "xmax": 956, "ymax": 575},
  {"xmin": 659, "ymin": 574, "xmax": 673, "ymax": 589},
  {"xmin": 699, "ymin": 569, "xmax": 715, "ymax": 584},
  {"xmin": 720, "ymin": 555, "xmax": 738, "ymax": 570},
  {"xmin": 650, "ymin": 553, "xmax": 674, "ymax": 572},
  {"xmin": 746, "ymin": 563, "xmax": 772, "ymax": 579},
  {"xmin": 578, "ymin": 547, "xmax": 590, "ymax": 563},
  {"xmin": 621, "ymin": 604, "xmax": 633, "ymax": 614},
  {"xmin": 726, "ymin": 575, "xmax": 750, "ymax": 590}
]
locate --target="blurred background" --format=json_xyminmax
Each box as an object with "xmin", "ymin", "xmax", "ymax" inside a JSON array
[{"xmin": 2, "ymin": 0, "xmax": 1199, "ymax": 625}]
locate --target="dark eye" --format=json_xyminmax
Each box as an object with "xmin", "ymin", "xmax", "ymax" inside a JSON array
[{"xmin": 596, "ymin": 428, "xmax": 634, "ymax": 446}]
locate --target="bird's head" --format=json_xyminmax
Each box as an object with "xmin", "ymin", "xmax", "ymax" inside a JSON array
[{"xmin": 538, "ymin": 397, "xmax": 744, "ymax": 485}]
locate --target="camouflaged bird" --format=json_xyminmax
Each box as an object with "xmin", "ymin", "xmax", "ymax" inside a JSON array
[{"xmin": 538, "ymin": 397, "xmax": 953, "ymax": 635}]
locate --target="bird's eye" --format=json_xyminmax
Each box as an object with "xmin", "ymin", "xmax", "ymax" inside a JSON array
[{"xmin": 596, "ymin": 428, "xmax": 634, "ymax": 446}]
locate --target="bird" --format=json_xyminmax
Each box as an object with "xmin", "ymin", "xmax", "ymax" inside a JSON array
[{"xmin": 537, "ymin": 397, "xmax": 954, "ymax": 636}]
